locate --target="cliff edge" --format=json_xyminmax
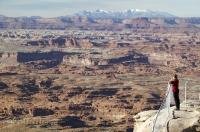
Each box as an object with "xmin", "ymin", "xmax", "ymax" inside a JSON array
[{"xmin": 134, "ymin": 101, "xmax": 200, "ymax": 132}]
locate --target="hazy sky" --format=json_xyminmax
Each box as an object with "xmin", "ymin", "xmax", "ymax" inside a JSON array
[{"xmin": 0, "ymin": 0, "xmax": 199, "ymax": 17}]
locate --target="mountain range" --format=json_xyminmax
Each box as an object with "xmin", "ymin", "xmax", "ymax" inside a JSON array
[
  {"xmin": 76, "ymin": 9, "xmax": 175, "ymax": 19},
  {"xmin": 0, "ymin": 9, "xmax": 200, "ymax": 30}
]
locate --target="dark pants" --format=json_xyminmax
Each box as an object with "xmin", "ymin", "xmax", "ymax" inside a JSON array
[{"xmin": 173, "ymin": 91, "xmax": 180, "ymax": 110}]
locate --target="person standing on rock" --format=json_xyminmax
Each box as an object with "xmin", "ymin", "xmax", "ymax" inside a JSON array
[{"xmin": 169, "ymin": 74, "xmax": 180, "ymax": 110}]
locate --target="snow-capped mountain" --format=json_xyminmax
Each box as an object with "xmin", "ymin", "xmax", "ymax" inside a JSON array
[{"xmin": 76, "ymin": 9, "xmax": 175, "ymax": 19}]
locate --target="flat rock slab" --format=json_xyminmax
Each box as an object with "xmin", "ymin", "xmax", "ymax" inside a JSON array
[
  {"xmin": 134, "ymin": 106, "xmax": 200, "ymax": 132},
  {"xmin": 169, "ymin": 109, "xmax": 200, "ymax": 132}
]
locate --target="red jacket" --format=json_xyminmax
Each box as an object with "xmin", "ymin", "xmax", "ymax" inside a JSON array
[{"xmin": 170, "ymin": 79, "xmax": 179, "ymax": 93}]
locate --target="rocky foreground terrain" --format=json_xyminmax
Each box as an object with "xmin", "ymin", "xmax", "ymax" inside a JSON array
[
  {"xmin": 0, "ymin": 26, "xmax": 200, "ymax": 131},
  {"xmin": 134, "ymin": 101, "xmax": 200, "ymax": 132}
]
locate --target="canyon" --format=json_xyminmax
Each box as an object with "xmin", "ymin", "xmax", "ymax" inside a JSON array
[{"xmin": 0, "ymin": 18, "xmax": 200, "ymax": 131}]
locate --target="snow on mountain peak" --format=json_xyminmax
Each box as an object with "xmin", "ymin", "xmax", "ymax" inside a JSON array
[
  {"xmin": 135, "ymin": 9, "xmax": 147, "ymax": 12},
  {"xmin": 76, "ymin": 9, "xmax": 175, "ymax": 19}
]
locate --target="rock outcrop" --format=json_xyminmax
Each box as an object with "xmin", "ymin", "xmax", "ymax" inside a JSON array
[
  {"xmin": 0, "ymin": 52, "xmax": 18, "ymax": 68},
  {"xmin": 134, "ymin": 102, "xmax": 200, "ymax": 132}
]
